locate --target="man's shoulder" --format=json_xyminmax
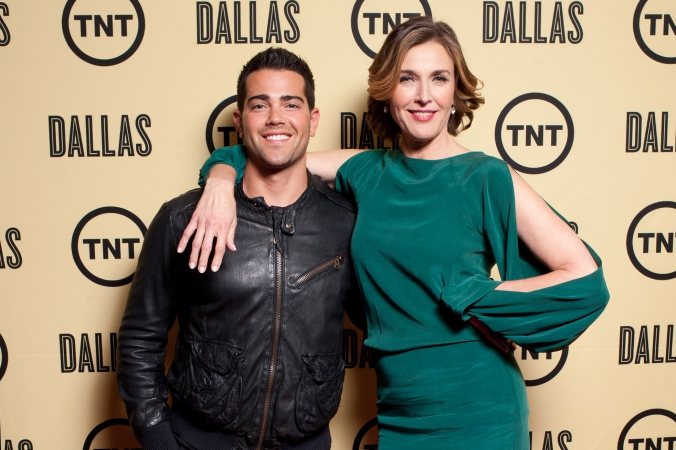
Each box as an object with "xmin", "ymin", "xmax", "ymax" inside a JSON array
[
  {"xmin": 309, "ymin": 175, "xmax": 356, "ymax": 215},
  {"xmin": 162, "ymin": 188, "xmax": 203, "ymax": 221}
]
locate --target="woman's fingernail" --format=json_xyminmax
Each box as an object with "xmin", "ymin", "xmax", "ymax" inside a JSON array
[
  {"xmin": 212, "ymin": 265, "xmax": 219, "ymax": 272},
  {"xmin": 189, "ymin": 262, "xmax": 196, "ymax": 269},
  {"xmin": 177, "ymin": 246, "xmax": 183, "ymax": 253},
  {"xmin": 199, "ymin": 266, "xmax": 206, "ymax": 273}
]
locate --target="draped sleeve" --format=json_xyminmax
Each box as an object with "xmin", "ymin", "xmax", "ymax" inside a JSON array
[
  {"xmin": 440, "ymin": 161, "xmax": 609, "ymax": 352},
  {"xmin": 198, "ymin": 144, "xmax": 247, "ymax": 187}
]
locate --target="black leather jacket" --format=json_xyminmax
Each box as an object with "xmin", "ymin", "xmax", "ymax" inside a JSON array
[{"xmin": 117, "ymin": 174, "xmax": 360, "ymax": 450}]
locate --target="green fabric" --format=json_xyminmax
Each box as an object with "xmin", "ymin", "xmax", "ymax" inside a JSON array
[
  {"xmin": 198, "ymin": 146, "xmax": 609, "ymax": 353},
  {"xmin": 335, "ymin": 149, "xmax": 609, "ymax": 353},
  {"xmin": 199, "ymin": 145, "xmax": 247, "ymax": 187}
]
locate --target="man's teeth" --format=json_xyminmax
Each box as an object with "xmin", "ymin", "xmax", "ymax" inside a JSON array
[{"xmin": 266, "ymin": 134, "xmax": 290, "ymax": 141}]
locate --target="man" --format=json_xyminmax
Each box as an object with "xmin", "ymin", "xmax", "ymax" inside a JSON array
[{"xmin": 117, "ymin": 48, "xmax": 361, "ymax": 450}]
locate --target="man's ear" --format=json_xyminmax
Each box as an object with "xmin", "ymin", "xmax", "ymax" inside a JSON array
[
  {"xmin": 309, "ymin": 108, "xmax": 320, "ymax": 137},
  {"xmin": 233, "ymin": 110, "xmax": 243, "ymax": 138}
]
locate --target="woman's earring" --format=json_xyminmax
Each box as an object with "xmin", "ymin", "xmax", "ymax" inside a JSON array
[
  {"xmin": 451, "ymin": 105, "xmax": 456, "ymax": 115},
  {"xmin": 383, "ymin": 106, "xmax": 388, "ymax": 113}
]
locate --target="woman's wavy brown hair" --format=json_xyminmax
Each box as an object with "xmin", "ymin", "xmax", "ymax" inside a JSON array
[{"xmin": 368, "ymin": 16, "xmax": 484, "ymax": 141}]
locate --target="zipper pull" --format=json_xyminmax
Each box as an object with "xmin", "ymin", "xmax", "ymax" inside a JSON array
[{"xmin": 334, "ymin": 255, "xmax": 344, "ymax": 269}]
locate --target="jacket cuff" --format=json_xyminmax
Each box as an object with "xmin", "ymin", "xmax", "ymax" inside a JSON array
[
  {"xmin": 137, "ymin": 421, "xmax": 179, "ymax": 450},
  {"xmin": 440, "ymin": 275, "xmax": 501, "ymax": 320}
]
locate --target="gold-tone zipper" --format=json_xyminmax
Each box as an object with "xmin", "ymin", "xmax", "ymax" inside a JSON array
[
  {"xmin": 291, "ymin": 255, "xmax": 344, "ymax": 289},
  {"xmin": 256, "ymin": 237, "xmax": 283, "ymax": 450}
]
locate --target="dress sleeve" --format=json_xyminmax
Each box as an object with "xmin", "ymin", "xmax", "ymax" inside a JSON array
[
  {"xmin": 335, "ymin": 149, "xmax": 385, "ymax": 205},
  {"xmin": 198, "ymin": 144, "xmax": 247, "ymax": 187},
  {"xmin": 440, "ymin": 163, "xmax": 610, "ymax": 352}
]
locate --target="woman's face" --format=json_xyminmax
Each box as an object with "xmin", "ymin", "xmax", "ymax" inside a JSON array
[{"xmin": 389, "ymin": 41, "xmax": 456, "ymax": 149}]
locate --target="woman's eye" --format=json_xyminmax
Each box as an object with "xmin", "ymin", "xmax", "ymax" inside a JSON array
[
  {"xmin": 399, "ymin": 76, "xmax": 414, "ymax": 83},
  {"xmin": 433, "ymin": 76, "xmax": 448, "ymax": 82}
]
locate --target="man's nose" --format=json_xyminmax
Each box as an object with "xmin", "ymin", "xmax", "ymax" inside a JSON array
[{"xmin": 266, "ymin": 104, "xmax": 285, "ymax": 126}]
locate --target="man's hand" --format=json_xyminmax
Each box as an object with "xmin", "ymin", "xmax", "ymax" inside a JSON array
[{"xmin": 177, "ymin": 165, "xmax": 238, "ymax": 272}]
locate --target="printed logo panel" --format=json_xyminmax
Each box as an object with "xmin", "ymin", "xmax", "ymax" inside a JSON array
[
  {"xmin": 0, "ymin": 2, "xmax": 10, "ymax": 47},
  {"xmin": 515, "ymin": 345, "xmax": 569, "ymax": 387},
  {"xmin": 83, "ymin": 418, "xmax": 141, "ymax": 450},
  {"xmin": 196, "ymin": 0, "xmax": 300, "ymax": 45},
  {"xmin": 634, "ymin": 0, "xmax": 676, "ymax": 64},
  {"xmin": 619, "ymin": 325, "xmax": 676, "ymax": 364},
  {"xmin": 206, "ymin": 95, "xmax": 241, "ymax": 153},
  {"xmin": 618, "ymin": 409, "xmax": 676, "ymax": 449},
  {"xmin": 71, "ymin": 207, "xmax": 146, "ymax": 287},
  {"xmin": 626, "ymin": 111, "xmax": 675, "ymax": 153},
  {"xmin": 0, "ymin": 227, "xmax": 22, "ymax": 269},
  {"xmin": 495, "ymin": 93, "xmax": 574, "ymax": 174},
  {"xmin": 351, "ymin": 0, "xmax": 431, "ymax": 58},
  {"xmin": 626, "ymin": 202, "xmax": 676, "ymax": 280},
  {"xmin": 62, "ymin": 0, "xmax": 145, "ymax": 66},
  {"xmin": 483, "ymin": 1, "xmax": 584, "ymax": 44}
]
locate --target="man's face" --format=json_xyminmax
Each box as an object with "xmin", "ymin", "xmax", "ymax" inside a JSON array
[{"xmin": 234, "ymin": 69, "xmax": 319, "ymax": 171}]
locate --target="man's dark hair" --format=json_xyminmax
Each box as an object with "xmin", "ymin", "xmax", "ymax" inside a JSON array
[{"xmin": 237, "ymin": 47, "xmax": 316, "ymax": 112}]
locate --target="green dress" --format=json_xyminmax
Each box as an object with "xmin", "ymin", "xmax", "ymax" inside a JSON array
[{"xmin": 200, "ymin": 146, "xmax": 610, "ymax": 449}]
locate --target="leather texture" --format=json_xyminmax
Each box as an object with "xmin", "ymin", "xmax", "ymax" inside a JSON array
[{"xmin": 117, "ymin": 174, "xmax": 360, "ymax": 450}]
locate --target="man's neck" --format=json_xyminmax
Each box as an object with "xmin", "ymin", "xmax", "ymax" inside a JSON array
[{"xmin": 242, "ymin": 160, "xmax": 308, "ymax": 208}]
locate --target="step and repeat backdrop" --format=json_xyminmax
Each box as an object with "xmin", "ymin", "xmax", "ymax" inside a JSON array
[{"xmin": 1, "ymin": 1, "xmax": 675, "ymax": 449}]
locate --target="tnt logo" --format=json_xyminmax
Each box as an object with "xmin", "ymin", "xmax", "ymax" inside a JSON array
[
  {"xmin": 62, "ymin": 0, "xmax": 145, "ymax": 66},
  {"xmin": 0, "ymin": 227, "xmax": 22, "ymax": 269},
  {"xmin": 634, "ymin": 0, "xmax": 676, "ymax": 64},
  {"xmin": 351, "ymin": 0, "xmax": 431, "ymax": 58},
  {"xmin": 618, "ymin": 409, "xmax": 676, "ymax": 449},
  {"xmin": 0, "ymin": 2, "xmax": 10, "ymax": 47},
  {"xmin": 626, "ymin": 112, "xmax": 675, "ymax": 153},
  {"xmin": 71, "ymin": 207, "xmax": 146, "ymax": 287},
  {"xmin": 515, "ymin": 344, "xmax": 568, "ymax": 386},
  {"xmin": 495, "ymin": 93, "xmax": 574, "ymax": 174},
  {"xmin": 205, "ymin": 95, "xmax": 243, "ymax": 153},
  {"xmin": 0, "ymin": 333, "xmax": 8, "ymax": 381},
  {"xmin": 353, "ymin": 418, "xmax": 378, "ymax": 450},
  {"xmin": 196, "ymin": 1, "xmax": 300, "ymax": 45},
  {"xmin": 83, "ymin": 418, "xmax": 141, "ymax": 450},
  {"xmin": 482, "ymin": 1, "xmax": 583, "ymax": 44},
  {"xmin": 626, "ymin": 201, "xmax": 676, "ymax": 280}
]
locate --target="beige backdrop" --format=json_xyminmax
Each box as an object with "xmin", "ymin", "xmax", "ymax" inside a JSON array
[{"xmin": 1, "ymin": 1, "xmax": 675, "ymax": 449}]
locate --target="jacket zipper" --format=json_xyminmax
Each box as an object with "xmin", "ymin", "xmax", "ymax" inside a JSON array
[
  {"xmin": 291, "ymin": 255, "xmax": 344, "ymax": 289},
  {"xmin": 256, "ymin": 237, "xmax": 283, "ymax": 450}
]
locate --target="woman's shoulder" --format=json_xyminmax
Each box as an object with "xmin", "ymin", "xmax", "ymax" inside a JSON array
[
  {"xmin": 453, "ymin": 151, "xmax": 512, "ymax": 185},
  {"xmin": 337, "ymin": 148, "xmax": 389, "ymax": 177}
]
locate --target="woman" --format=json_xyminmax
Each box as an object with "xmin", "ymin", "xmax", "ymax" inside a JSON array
[{"xmin": 179, "ymin": 17, "xmax": 609, "ymax": 449}]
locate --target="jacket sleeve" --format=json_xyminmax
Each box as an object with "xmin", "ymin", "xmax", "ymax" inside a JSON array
[
  {"xmin": 440, "ymin": 163, "xmax": 610, "ymax": 352},
  {"xmin": 198, "ymin": 144, "xmax": 247, "ymax": 187},
  {"xmin": 116, "ymin": 203, "xmax": 179, "ymax": 449}
]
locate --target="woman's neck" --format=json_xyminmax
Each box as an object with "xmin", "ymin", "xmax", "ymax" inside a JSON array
[{"xmin": 399, "ymin": 132, "xmax": 468, "ymax": 160}]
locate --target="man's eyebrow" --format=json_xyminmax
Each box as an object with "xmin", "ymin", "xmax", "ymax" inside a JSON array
[
  {"xmin": 280, "ymin": 95, "xmax": 304, "ymax": 103},
  {"xmin": 247, "ymin": 94, "xmax": 270, "ymax": 103}
]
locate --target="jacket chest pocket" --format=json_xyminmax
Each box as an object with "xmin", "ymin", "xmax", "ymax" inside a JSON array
[
  {"xmin": 172, "ymin": 337, "xmax": 244, "ymax": 425},
  {"xmin": 290, "ymin": 255, "xmax": 344, "ymax": 289},
  {"xmin": 295, "ymin": 352, "xmax": 345, "ymax": 433}
]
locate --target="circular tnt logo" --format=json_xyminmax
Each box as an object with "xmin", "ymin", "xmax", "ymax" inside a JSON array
[
  {"xmin": 206, "ymin": 95, "xmax": 241, "ymax": 154},
  {"xmin": 0, "ymin": 333, "xmax": 8, "ymax": 381},
  {"xmin": 495, "ymin": 93, "xmax": 574, "ymax": 174},
  {"xmin": 71, "ymin": 207, "xmax": 146, "ymax": 287},
  {"xmin": 352, "ymin": 418, "xmax": 378, "ymax": 450},
  {"xmin": 62, "ymin": 0, "xmax": 145, "ymax": 66},
  {"xmin": 627, "ymin": 201, "xmax": 676, "ymax": 280},
  {"xmin": 515, "ymin": 344, "xmax": 569, "ymax": 387},
  {"xmin": 618, "ymin": 409, "xmax": 676, "ymax": 450},
  {"xmin": 351, "ymin": 0, "xmax": 432, "ymax": 58},
  {"xmin": 83, "ymin": 418, "xmax": 141, "ymax": 450},
  {"xmin": 634, "ymin": 0, "xmax": 676, "ymax": 64}
]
